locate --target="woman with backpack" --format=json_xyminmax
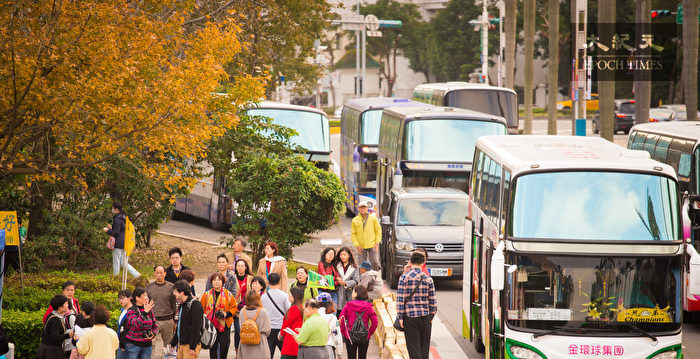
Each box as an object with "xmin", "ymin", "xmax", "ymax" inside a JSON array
[
  {"xmin": 38, "ymin": 295, "xmax": 74, "ymax": 359},
  {"xmin": 200, "ymin": 272, "xmax": 238, "ymax": 359},
  {"xmin": 124, "ymin": 287, "xmax": 158, "ymax": 359},
  {"xmin": 335, "ymin": 247, "xmax": 360, "ymax": 311},
  {"xmin": 317, "ymin": 248, "xmax": 341, "ymax": 304},
  {"xmin": 289, "ymin": 267, "xmax": 318, "ymax": 303},
  {"xmin": 279, "ymin": 287, "xmax": 305, "ymax": 359},
  {"xmin": 237, "ymin": 290, "xmax": 271, "ymax": 358},
  {"xmin": 338, "ymin": 285, "xmax": 377, "ymax": 359}
]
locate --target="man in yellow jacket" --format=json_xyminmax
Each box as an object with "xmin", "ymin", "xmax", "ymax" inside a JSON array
[{"xmin": 351, "ymin": 201, "xmax": 382, "ymax": 270}]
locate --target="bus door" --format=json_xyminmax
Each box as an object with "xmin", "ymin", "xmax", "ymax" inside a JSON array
[{"xmin": 690, "ymin": 144, "xmax": 700, "ymax": 247}]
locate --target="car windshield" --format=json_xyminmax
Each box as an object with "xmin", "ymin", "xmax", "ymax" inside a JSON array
[
  {"xmin": 404, "ymin": 119, "xmax": 506, "ymax": 162},
  {"xmin": 506, "ymin": 254, "xmax": 681, "ymax": 334},
  {"xmin": 618, "ymin": 103, "xmax": 635, "ymax": 114},
  {"xmin": 396, "ymin": 199, "xmax": 468, "ymax": 226},
  {"xmin": 361, "ymin": 109, "xmax": 383, "ymax": 144},
  {"xmin": 247, "ymin": 108, "xmax": 330, "ymax": 152},
  {"xmin": 447, "ymin": 90, "xmax": 518, "ymax": 128},
  {"xmin": 511, "ymin": 172, "xmax": 679, "ymax": 240}
]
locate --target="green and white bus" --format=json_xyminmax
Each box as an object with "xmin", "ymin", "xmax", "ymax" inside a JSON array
[
  {"xmin": 463, "ymin": 135, "xmax": 700, "ymax": 358},
  {"xmin": 413, "ymin": 82, "xmax": 518, "ymax": 134},
  {"xmin": 375, "ymin": 106, "xmax": 507, "ymax": 217}
]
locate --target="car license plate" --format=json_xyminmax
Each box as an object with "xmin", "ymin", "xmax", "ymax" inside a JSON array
[{"xmin": 429, "ymin": 268, "xmax": 451, "ymax": 277}]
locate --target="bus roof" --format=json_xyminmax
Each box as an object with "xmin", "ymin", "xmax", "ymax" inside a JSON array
[
  {"xmin": 630, "ymin": 121, "xmax": 700, "ymax": 142},
  {"xmin": 343, "ymin": 97, "xmax": 429, "ymax": 111},
  {"xmin": 391, "ymin": 186, "xmax": 468, "ymax": 199},
  {"xmin": 414, "ymin": 82, "xmax": 516, "ymax": 95},
  {"xmin": 382, "ymin": 105, "xmax": 507, "ymax": 124},
  {"xmin": 475, "ymin": 135, "xmax": 676, "ymax": 178},
  {"xmin": 249, "ymin": 101, "xmax": 328, "ymax": 116}
]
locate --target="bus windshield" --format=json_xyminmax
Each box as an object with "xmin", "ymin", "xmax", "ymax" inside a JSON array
[
  {"xmin": 247, "ymin": 109, "xmax": 330, "ymax": 152},
  {"xmin": 361, "ymin": 109, "xmax": 383, "ymax": 145},
  {"xmin": 447, "ymin": 90, "xmax": 517, "ymax": 128},
  {"xmin": 511, "ymin": 172, "xmax": 679, "ymax": 241},
  {"xmin": 506, "ymin": 254, "xmax": 681, "ymax": 334},
  {"xmin": 404, "ymin": 119, "xmax": 506, "ymax": 162},
  {"xmin": 397, "ymin": 199, "xmax": 468, "ymax": 226}
]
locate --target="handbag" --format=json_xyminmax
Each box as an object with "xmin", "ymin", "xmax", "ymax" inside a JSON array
[
  {"xmin": 393, "ymin": 274, "xmax": 425, "ymax": 332},
  {"xmin": 106, "ymin": 236, "xmax": 116, "ymax": 250}
]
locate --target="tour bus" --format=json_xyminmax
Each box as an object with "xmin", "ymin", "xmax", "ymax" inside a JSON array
[
  {"xmin": 628, "ymin": 122, "xmax": 700, "ymax": 315},
  {"xmin": 375, "ymin": 106, "xmax": 507, "ymax": 217},
  {"xmin": 462, "ymin": 135, "xmax": 700, "ymax": 358},
  {"xmin": 412, "ymin": 82, "xmax": 518, "ymax": 134},
  {"xmin": 340, "ymin": 97, "xmax": 430, "ymax": 215},
  {"xmin": 173, "ymin": 101, "xmax": 331, "ymax": 229}
]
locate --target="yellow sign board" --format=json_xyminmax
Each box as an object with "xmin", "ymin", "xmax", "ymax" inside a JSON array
[
  {"xmin": 0, "ymin": 211, "xmax": 20, "ymax": 246},
  {"xmin": 616, "ymin": 305, "xmax": 671, "ymax": 323}
]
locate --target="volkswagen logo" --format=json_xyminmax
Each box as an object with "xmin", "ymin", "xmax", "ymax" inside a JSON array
[{"xmin": 435, "ymin": 243, "xmax": 444, "ymax": 253}]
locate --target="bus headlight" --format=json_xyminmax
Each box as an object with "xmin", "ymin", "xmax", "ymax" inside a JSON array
[
  {"xmin": 649, "ymin": 351, "xmax": 677, "ymax": 359},
  {"xmin": 395, "ymin": 241, "xmax": 415, "ymax": 251},
  {"xmin": 360, "ymin": 146, "xmax": 378, "ymax": 154},
  {"xmin": 509, "ymin": 346, "xmax": 543, "ymax": 359}
]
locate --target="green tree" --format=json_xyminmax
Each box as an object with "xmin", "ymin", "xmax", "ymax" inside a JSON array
[
  {"xmin": 225, "ymin": 154, "xmax": 345, "ymax": 263},
  {"xmin": 362, "ymin": 0, "xmax": 424, "ymax": 96}
]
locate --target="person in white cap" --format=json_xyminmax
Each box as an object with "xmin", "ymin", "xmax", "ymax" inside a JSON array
[{"xmin": 351, "ymin": 201, "xmax": 381, "ymax": 270}]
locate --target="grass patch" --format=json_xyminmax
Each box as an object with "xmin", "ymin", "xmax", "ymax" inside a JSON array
[{"xmin": 330, "ymin": 120, "xmax": 340, "ymax": 127}]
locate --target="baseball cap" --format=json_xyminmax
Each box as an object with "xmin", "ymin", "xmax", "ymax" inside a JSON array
[
  {"xmin": 358, "ymin": 201, "xmax": 372, "ymax": 208},
  {"xmin": 315, "ymin": 292, "xmax": 332, "ymax": 303}
]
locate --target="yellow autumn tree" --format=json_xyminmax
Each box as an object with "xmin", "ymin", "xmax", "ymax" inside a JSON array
[{"xmin": 0, "ymin": 0, "xmax": 267, "ymax": 188}]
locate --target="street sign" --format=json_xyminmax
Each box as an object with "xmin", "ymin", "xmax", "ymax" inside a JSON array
[
  {"xmin": 677, "ymin": 3, "xmax": 700, "ymax": 24},
  {"xmin": 341, "ymin": 14, "xmax": 364, "ymax": 31},
  {"xmin": 378, "ymin": 20, "xmax": 402, "ymax": 28},
  {"xmin": 365, "ymin": 14, "xmax": 380, "ymax": 31}
]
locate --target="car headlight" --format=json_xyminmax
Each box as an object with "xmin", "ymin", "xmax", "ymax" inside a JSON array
[
  {"xmin": 556, "ymin": 104, "xmax": 563, "ymax": 110},
  {"xmin": 395, "ymin": 241, "xmax": 415, "ymax": 251},
  {"xmin": 650, "ymin": 351, "xmax": 677, "ymax": 359},
  {"xmin": 510, "ymin": 346, "xmax": 544, "ymax": 359}
]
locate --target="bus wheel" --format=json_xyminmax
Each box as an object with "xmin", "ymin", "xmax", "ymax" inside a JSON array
[
  {"xmin": 472, "ymin": 325, "xmax": 485, "ymax": 353},
  {"xmin": 210, "ymin": 221, "xmax": 230, "ymax": 232},
  {"xmin": 170, "ymin": 210, "xmax": 185, "ymax": 221}
]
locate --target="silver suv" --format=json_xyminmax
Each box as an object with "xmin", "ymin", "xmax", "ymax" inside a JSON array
[{"xmin": 379, "ymin": 187, "xmax": 468, "ymax": 288}]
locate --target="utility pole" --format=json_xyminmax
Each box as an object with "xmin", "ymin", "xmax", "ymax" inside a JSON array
[
  {"xmin": 498, "ymin": 0, "xmax": 505, "ymax": 87},
  {"xmin": 356, "ymin": 0, "xmax": 361, "ymax": 97},
  {"xmin": 482, "ymin": 0, "xmax": 489, "ymax": 83}
]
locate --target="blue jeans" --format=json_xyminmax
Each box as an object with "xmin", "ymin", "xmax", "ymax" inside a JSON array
[
  {"xmin": 125, "ymin": 343, "xmax": 152, "ymax": 359},
  {"xmin": 113, "ymin": 248, "xmax": 140, "ymax": 277}
]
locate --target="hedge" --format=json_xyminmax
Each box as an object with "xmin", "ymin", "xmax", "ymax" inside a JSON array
[
  {"xmin": 4, "ymin": 271, "xmax": 128, "ymax": 293},
  {"xmin": 3, "ymin": 309, "xmax": 121, "ymax": 359},
  {"xmin": 2, "ymin": 288, "xmax": 121, "ymax": 312}
]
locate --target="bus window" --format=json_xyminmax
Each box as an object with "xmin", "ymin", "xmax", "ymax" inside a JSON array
[
  {"xmin": 679, "ymin": 153, "xmax": 692, "ymax": 178},
  {"xmin": 655, "ymin": 136, "xmax": 671, "ymax": 162},
  {"xmin": 472, "ymin": 150, "xmax": 484, "ymax": 200},
  {"xmin": 404, "ymin": 120, "xmax": 506, "ymax": 162},
  {"xmin": 447, "ymin": 90, "xmax": 517, "ymax": 128},
  {"xmin": 630, "ymin": 132, "xmax": 646, "ymax": 150},
  {"xmin": 643, "ymin": 134, "xmax": 659, "ymax": 155},
  {"xmin": 479, "ymin": 156, "xmax": 491, "ymax": 209},
  {"xmin": 361, "ymin": 110, "xmax": 383, "ymax": 144},
  {"xmin": 501, "ymin": 170, "xmax": 511, "ymax": 233}
]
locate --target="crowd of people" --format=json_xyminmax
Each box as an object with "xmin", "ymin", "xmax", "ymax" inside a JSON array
[{"xmin": 38, "ymin": 226, "xmax": 437, "ymax": 359}]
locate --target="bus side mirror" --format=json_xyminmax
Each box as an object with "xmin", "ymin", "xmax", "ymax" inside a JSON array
[
  {"xmin": 688, "ymin": 242, "xmax": 700, "ymax": 297},
  {"xmin": 491, "ymin": 241, "xmax": 506, "ymax": 291},
  {"xmin": 381, "ymin": 216, "xmax": 391, "ymax": 226}
]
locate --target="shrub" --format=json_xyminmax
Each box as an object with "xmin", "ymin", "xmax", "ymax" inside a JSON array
[
  {"xmin": 4, "ymin": 271, "xmax": 127, "ymax": 293},
  {"xmin": 4, "ymin": 309, "xmax": 121, "ymax": 359}
]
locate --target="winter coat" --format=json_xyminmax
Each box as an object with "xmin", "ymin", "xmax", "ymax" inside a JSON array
[
  {"xmin": 360, "ymin": 270, "xmax": 384, "ymax": 301},
  {"xmin": 351, "ymin": 214, "xmax": 381, "ymax": 249},
  {"xmin": 237, "ymin": 307, "xmax": 271, "ymax": 358},
  {"xmin": 280, "ymin": 305, "xmax": 303, "ymax": 356},
  {"xmin": 288, "ymin": 280, "xmax": 319, "ymax": 303},
  {"xmin": 170, "ymin": 296, "xmax": 203, "ymax": 349},
  {"xmin": 339, "ymin": 300, "xmax": 378, "ymax": 342},
  {"xmin": 124, "ymin": 306, "xmax": 158, "ymax": 346},
  {"xmin": 199, "ymin": 288, "xmax": 238, "ymax": 330},
  {"xmin": 107, "ymin": 213, "xmax": 126, "ymax": 249},
  {"xmin": 256, "ymin": 256, "xmax": 288, "ymax": 292},
  {"xmin": 336, "ymin": 263, "xmax": 360, "ymax": 310}
]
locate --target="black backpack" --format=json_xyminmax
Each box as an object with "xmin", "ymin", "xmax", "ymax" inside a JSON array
[{"xmin": 348, "ymin": 310, "xmax": 369, "ymax": 344}]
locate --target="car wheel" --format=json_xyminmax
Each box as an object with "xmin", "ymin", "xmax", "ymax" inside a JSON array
[
  {"xmin": 170, "ymin": 210, "xmax": 185, "ymax": 221},
  {"xmin": 563, "ymin": 106, "xmax": 571, "ymax": 111}
]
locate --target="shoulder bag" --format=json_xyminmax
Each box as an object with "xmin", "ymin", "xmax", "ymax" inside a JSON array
[{"xmin": 393, "ymin": 274, "xmax": 425, "ymax": 332}]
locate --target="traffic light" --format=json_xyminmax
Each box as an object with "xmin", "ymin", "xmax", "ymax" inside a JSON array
[{"xmin": 651, "ymin": 9, "xmax": 671, "ymax": 18}]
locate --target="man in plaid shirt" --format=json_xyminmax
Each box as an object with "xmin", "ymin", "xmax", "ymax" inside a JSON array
[{"xmin": 396, "ymin": 252, "xmax": 437, "ymax": 359}]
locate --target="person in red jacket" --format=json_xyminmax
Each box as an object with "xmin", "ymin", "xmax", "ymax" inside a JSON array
[
  {"xmin": 43, "ymin": 281, "xmax": 81, "ymax": 324},
  {"xmin": 317, "ymin": 247, "xmax": 341, "ymax": 304},
  {"xmin": 339, "ymin": 285, "xmax": 378, "ymax": 359},
  {"xmin": 279, "ymin": 287, "xmax": 305, "ymax": 359}
]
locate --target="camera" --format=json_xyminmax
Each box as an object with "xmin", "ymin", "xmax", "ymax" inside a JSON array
[{"xmin": 215, "ymin": 310, "xmax": 226, "ymax": 319}]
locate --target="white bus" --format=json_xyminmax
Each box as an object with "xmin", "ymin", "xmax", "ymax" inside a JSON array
[
  {"xmin": 413, "ymin": 82, "xmax": 518, "ymax": 134},
  {"xmin": 463, "ymin": 135, "xmax": 700, "ymax": 358},
  {"xmin": 173, "ymin": 101, "xmax": 330, "ymax": 229}
]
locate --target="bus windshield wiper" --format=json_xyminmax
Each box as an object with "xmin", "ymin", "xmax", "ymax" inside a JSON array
[
  {"xmin": 620, "ymin": 322, "xmax": 658, "ymax": 343},
  {"xmin": 532, "ymin": 325, "xmax": 612, "ymax": 339}
]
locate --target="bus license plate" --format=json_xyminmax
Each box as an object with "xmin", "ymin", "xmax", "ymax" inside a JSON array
[{"xmin": 429, "ymin": 268, "xmax": 452, "ymax": 277}]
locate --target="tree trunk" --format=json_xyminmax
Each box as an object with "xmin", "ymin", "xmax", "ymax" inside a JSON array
[
  {"xmin": 634, "ymin": 0, "xmax": 651, "ymax": 125},
  {"xmin": 505, "ymin": 0, "xmax": 517, "ymax": 89},
  {"xmin": 27, "ymin": 181, "xmax": 47, "ymax": 241},
  {"xmin": 598, "ymin": 0, "xmax": 616, "ymax": 141},
  {"xmin": 523, "ymin": 0, "xmax": 535, "ymax": 134},
  {"xmin": 547, "ymin": 0, "xmax": 560, "ymax": 135},
  {"xmin": 683, "ymin": 0, "xmax": 699, "ymax": 121}
]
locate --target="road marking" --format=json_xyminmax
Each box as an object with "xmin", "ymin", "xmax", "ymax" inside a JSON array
[{"xmin": 430, "ymin": 346, "xmax": 442, "ymax": 359}]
